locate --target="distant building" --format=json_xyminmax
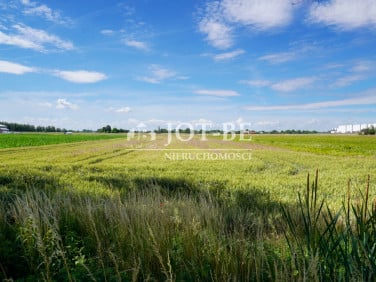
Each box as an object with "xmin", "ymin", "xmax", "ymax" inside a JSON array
[
  {"xmin": 332, "ymin": 123, "xmax": 376, "ymax": 134},
  {"xmin": 0, "ymin": 124, "xmax": 9, "ymax": 133}
]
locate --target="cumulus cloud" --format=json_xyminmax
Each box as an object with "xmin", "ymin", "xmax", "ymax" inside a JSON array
[
  {"xmin": 54, "ymin": 70, "xmax": 107, "ymax": 84},
  {"xmin": 309, "ymin": 0, "xmax": 376, "ymax": 30},
  {"xmin": 0, "ymin": 24, "xmax": 74, "ymax": 52},
  {"xmin": 271, "ymin": 77, "xmax": 316, "ymax": 92},
  {"xmin": 199, "ymin": 19, "xmax": 234, "ymax": 49},
  {"xmin": 139, "ymin": 65, "xmax": 176, "ymax": 84},
  {"xmin": 194, "ymin": 89, "xmax": 240, "ymax": 97},
  {"xmin": 56, "ymin": 98, "xmax": 78, "ymax": 110},
  {"xmin": 221, "ymin": 0, "xmax": 294, "ymax": 29},
  {"xmin": 198, "ymin": 0, "xmax": 295, "ymax": 49},
  {"xmin": 0, "ymin": 60, "xmax": 35, "ymax": 74}
]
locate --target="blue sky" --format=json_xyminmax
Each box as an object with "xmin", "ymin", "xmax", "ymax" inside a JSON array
[{"xmin": 0, "ymin": 0, "xmax": 375, "ymax": 131}]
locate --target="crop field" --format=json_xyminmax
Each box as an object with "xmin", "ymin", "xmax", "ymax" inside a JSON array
[
  {"xmin": 0, "ymin": 134, "xmax": 375, "ymax": 281},
  {"xmin": 0, "ymin": 133, "xmax": 125, "ymax": 149},
  {"xmin": 252, "ymin": 134, "xmax": 376, "ymax": 156}
]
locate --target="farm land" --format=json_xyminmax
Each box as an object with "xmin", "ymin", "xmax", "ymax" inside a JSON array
[{"xmin": 0, "ymin": 133, "xmax": 375, "ymax": 281}]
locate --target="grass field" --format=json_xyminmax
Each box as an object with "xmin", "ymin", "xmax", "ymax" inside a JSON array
[
  {"xmin": 0, "ymin": 133, "xmax": 125, "ymax": 149},
  {"xmin": 252, "ymin": 134, "xmax": 376, "ymax": 156},
  {"xmin": 0, "ymin": 134, "xmax": 375, "ymax": 281}
]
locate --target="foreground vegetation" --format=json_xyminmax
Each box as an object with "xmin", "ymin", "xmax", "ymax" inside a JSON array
[{"xmin": 0, "ymin": 134, "xmax": 375, "ymax": 281}]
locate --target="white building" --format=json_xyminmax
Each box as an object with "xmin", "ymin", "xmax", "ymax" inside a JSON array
[
  {"xmin": 0, "ymin": 124, "xmax": 9, "ymax": 133},
  {"xmin": 332, "ymin": 123, "xmax": 376, "ymax": 134}
]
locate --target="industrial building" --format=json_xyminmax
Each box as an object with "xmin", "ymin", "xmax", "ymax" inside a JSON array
[{"xmin": 331, "ymin": 123, "xmax": 376, "ymax": 134}]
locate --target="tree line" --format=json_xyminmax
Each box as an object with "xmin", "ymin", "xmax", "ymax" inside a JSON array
[
  {"xmin": 0, "ymin": 121, "xmax": 72, "ymax": 133},
  {"xmin": 360, "ymin": 126, "xmax": 375, "ymax": 135}
]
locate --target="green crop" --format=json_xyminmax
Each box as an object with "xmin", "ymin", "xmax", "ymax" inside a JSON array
[{"xmin": 0, "ymin": 133, "xmax": 126, "ymax": 149}]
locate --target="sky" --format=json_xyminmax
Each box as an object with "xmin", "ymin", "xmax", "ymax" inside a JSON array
[{"xmin": 0, "ymin": 0, "xmax": 376, "ymax": 131}]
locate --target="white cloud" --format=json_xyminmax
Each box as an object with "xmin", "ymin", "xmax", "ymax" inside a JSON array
[
  {"xmin": 213, "ymin": 49, "xmax": 245, "ymax": 61},
  {"xmin": 20, "ymin": 0, "xmax": 70, "ymax": 24},
  {"xmin": 123, "ymin": 39, "xmax": 149, "ymax": 51},
  {"xmin": 243, "ymin": 77, "xmax": 316, "ymax": 92},
  {"xmin": 221, "ymin": 0, "xmax": 294, "ymax": 29},
  {"xmin": 309, "ymin": 0, "xmax": 376, "ymax": 30},
  {"xmin": 271, "ymin": 77, "xmax": 316, "ymax": 92},
  {"xmin": 0, "ymin": 60, "xmax": 35, "ymax": 74},
  {"xmin": 56, "ymin": 98, "xmax": 78, "ymax": 110},
  {"xmin": 23, "ymin": 4, "xmax": 68, "ymax": 24},
  {"xmin": 199, "ymin": 19, "xmax": 233, "ymax": 49},
  {"xmin": 245, "ymin": 95, "xmax": 376, "ymax": 111},
  {"xmin": 194, "ymin": 89, "xmax": 240, "ymax": 97},
  {"xmin": 115, "ymin": 107, "xmax": 131, "ymax": 113},
  {"xmin": 0, "ymin": 24, "xmax": 74, "ymax": 52},
  {"xmin": 0, "ymin": 30, "xmax": 40, "ymax": 50},
  {"xmin": 198, "ymin": 0, "xmax": 295, "ymax": 49},
  {"xmin": 241, "ymin": 79, "xmax": 271, "ymax": 87},
  {"xmin": 106, "ymin": 106, "xmax": 132, "ymax": 113},
  {"xmin": 139, "ymin": 65, "xmax": 176, "ymax": 84},
  {"xmin": 54, "ymin": 70, "xmax": 108, "ymax": 84},
  {"xmin": 259, "ymin": 51, "xmax": 296, "ymax": 64},
  {"xmin": 332, "ymin": 75, "xmax": 365, "ymax": 88}
]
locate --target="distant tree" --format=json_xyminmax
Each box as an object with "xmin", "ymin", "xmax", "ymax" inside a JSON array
[
  {"xmin": 154, "ymin": 128, "xmax": 168, "ymax": 133},
  {"xmin": 360, "ymin": 126, "xmax": 375, "ymax": 135},
  {"xmin": 1, "ymin": 121, "xmax": 36, "ymax": 132},
  {"xmin": 98, "ymin": 125, "xmax": 112, "ymax": 133}
]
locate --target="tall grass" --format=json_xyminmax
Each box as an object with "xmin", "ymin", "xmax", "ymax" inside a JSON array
[
  {"xmin": 0, "ymin": 172, "xmax": 374, "ymax": 281},
  {"xmin": 282, "ymin": 170, "xmax": 376, "ymax": 281},
  {"xmin": 0, "ymin": 183, "xmax": 284, "ymax": 281}
]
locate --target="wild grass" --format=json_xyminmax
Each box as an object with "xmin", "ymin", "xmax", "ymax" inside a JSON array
[
  {"xmin": 0, "ymin": 180, "xmax": 284, "ymax": 281},
  {"xmin": 0, "ymin": 171, "xmax": 375, "ymax": 281}
]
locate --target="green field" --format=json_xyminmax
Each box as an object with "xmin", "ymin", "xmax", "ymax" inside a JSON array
[
  {"xmin": 0, "ymin": 133, "xmax": 126, "ymax": 149},
  {"xmin": 0, "ymin": 134, "xmax": 375, "ymax": 281},
  {"xmin": 252, "ymin": 134, "xmax": 376, "ymax": 156}
]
